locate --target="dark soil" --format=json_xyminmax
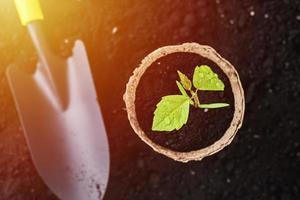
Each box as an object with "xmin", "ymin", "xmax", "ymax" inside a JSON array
[
  {"xmin": 0, "ymin": 0, "xmax": 300, "ymax": 200},
  {"xmin": 136, "ymin": 52, "xmax": 234, "ymax": 152}
]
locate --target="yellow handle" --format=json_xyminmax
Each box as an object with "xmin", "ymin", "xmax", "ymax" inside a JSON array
[{"xmin": 14, "ymin": 0, "xmax": 44, "ymax": 26}]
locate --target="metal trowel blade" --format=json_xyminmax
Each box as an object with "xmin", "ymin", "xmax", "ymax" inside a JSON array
[{"xmin": 6, "ymin": 40, "xmax": 110, "ymax": 200}]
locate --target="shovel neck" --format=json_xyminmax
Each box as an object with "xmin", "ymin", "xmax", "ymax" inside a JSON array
[
  {"xmin": 27, "ymin": 22, "xmax": 54, "ymax": 64},
  {"xmin": 27, "ymin": 22, "xmax": 69, "ymax": 110}
]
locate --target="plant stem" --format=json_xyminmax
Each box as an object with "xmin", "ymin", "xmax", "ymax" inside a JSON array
[{"xmin": 191, "ymin": 89, "xmax": 200, "ymax": 108}]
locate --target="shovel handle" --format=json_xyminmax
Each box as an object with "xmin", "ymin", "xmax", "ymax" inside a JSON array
[{"xmin": 14, "ymin": 0, "xmax": 44, "ymax": 26}]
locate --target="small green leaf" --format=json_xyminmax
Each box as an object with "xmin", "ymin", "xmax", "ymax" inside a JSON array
[
  {"xmin": 177, "ymin": 70, "xmax": 192, "ymax": 90},
  {"xmin": 193, "ymin": 65, "xmax": 225, "ymax": 91},
  {"xmin": 176, "ymin": 81, "xmax": 188, "ymax": 97},
  {"xmin": 152, "ymin": 95, "xmax": 190, "ymax": 131},
  {"xmin": 199, "ymin": 103, "xmax": 230, "ymax": 109}
]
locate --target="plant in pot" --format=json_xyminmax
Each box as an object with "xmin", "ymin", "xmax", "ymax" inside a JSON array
[
  {"xmin": 124, "ymin": 43, "xmax": 245, "ymax": 162},
  {"xmin": 152, "ymin": 65, "xmax": 229, "ymax": 132}
]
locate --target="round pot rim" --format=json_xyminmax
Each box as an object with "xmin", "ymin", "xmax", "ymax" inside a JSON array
[{"xmin": 123, "ymin": 43, "xmax": 245, "ymax": 163}]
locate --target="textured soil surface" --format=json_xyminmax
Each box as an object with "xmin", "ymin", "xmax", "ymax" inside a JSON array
[
  {"xmin": 136, "ymin": 52, "xmax": 234, "ymax": 152},
  {"xmin": 0, "ymin": 0, "xmax": 300, "ymax": 200}
]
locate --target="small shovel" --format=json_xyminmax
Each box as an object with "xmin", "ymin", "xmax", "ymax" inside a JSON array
[{"xmin": 6, "ymin": 0, "xmax": 110, "ymax": 199}]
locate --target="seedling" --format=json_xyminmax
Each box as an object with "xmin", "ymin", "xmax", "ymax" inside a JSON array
[
  {"xmin": 152, "ymin": 65, "xmax": 229, "ymax": 131},
  {"xmin": 124, "ymin": 43, "xmax": 244, "ymax": 162}
]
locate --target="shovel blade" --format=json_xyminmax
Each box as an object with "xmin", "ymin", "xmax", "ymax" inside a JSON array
[{"xmin": 6, "ymin": 41, "xmax": 110, "ymax": 200}]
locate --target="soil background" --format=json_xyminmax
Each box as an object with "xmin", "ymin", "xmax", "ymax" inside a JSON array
[{"xmin": 0, "ymin": 0, "xmax": 300, "ymax": 199}]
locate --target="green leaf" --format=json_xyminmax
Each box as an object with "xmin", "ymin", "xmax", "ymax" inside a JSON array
[
  {"xmin": 193, "ymin": 65, "xmax": 225, "ymax": 91},
  {"xmin": 199, "ymin": 103, "xmax": 230, "ymax": 109},
  {"xmin": 176, "ymin": 81, "xmax": 188, "ymax": 97},
  {"xmin": 177, "ymin": 70, "xmax": 192, "ymax": 90},
  {"xmin": 152, "ymin": 95, "xmax": 190, "ymax": 131}
]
